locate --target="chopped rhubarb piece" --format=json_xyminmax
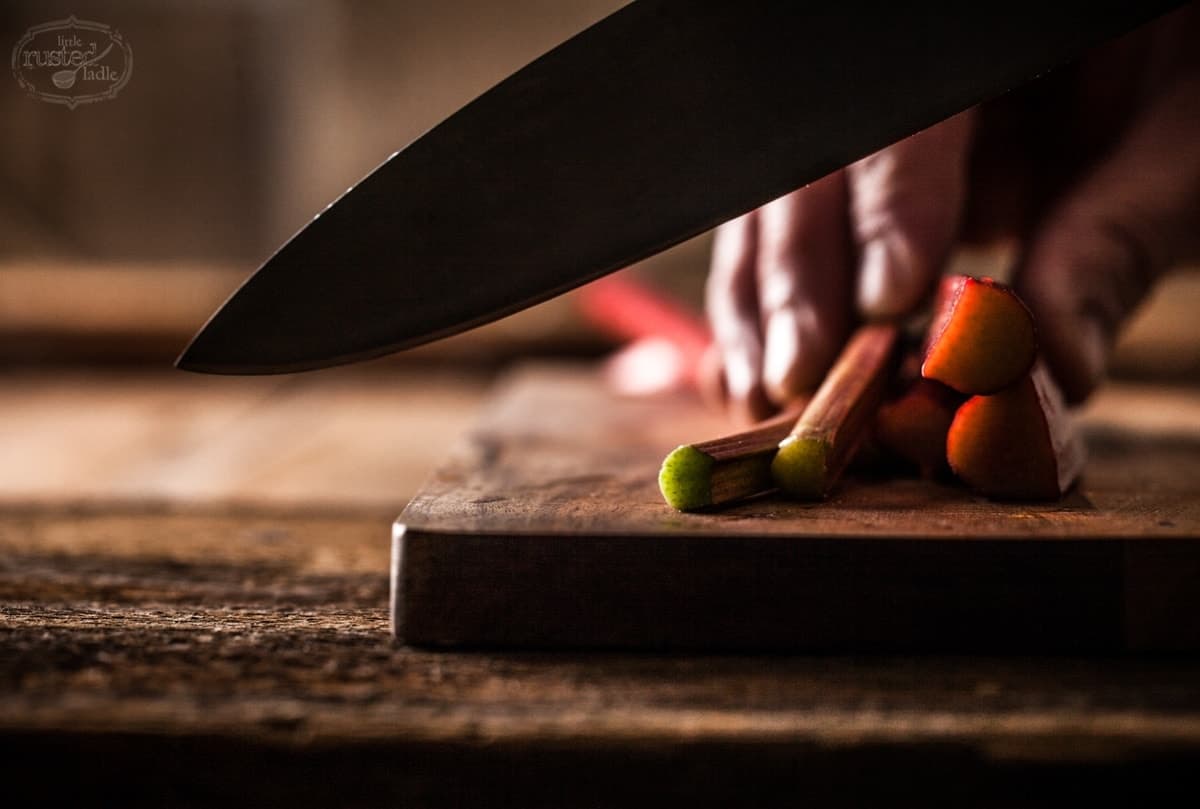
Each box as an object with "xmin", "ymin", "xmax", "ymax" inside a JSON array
[
  {"xmin": 946, "ymin": 363, "xmax": 1085, "ymax": 500},
  {"xmin": 875, "ymin": 378, "xmax": 963, "ymax": 478},
  {"xmin": 922, "ymin": 275, "xmax": 1037, "ymax": 395}
]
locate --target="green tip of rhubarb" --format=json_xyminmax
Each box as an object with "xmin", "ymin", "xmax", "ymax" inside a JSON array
[
  {"xmin": 771, "ymin": 435, "xmax": 830, "ymax": 500},
  {"xmin": 659, "ymin": 444, "xmax": 715, "ymax": 511}
]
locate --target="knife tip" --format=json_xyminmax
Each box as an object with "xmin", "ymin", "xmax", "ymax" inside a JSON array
[
  {"xmin": 175, "ymin": 330, "xmax": 218, "ymax": 374},
  {"xmin": 174, "ymin": 311, "xmax": 274, "ymax": 375},
  {"xmin": 173, "ymin": 350, "xmax": 224, "ymax": 375},
  {"xmin": 174, "ymin": 343, "xmax": 246, "ymax": 375},
  {"xmin": 174, "ymin": 309, "xmax": 360, "ymax": 376},
  {"xmin": 174, "ymin": 337, "xmax": 296, "ymax": 375}
]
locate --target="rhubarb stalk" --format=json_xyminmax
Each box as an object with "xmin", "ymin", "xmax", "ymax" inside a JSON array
[
  {"xmin": 659, "ymin": 401, "xmax": 807, "ymax": 511},
  {"xmin": 771, "ymin": 323, "xmax": 900, "ymax": 499}
]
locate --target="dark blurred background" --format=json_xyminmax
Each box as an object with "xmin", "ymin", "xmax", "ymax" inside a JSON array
[
  {"xmin": 1, "ymin": 0, "xmax": 708, "ymax": 366},
  {"xmin": 3, "ymin": 0, "xmax": 630, "ymax": 264},
  {"xmin": 1, "ymin": 0, "xmax": 1196, "ymax": 373},
  {"xmin": 0, "ymin": 0, "xmax": 725, "ymax": 511}
]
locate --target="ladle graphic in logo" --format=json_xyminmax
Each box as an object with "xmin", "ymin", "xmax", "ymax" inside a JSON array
[{"xmin": 12, "ymin": 16, "xmax": 132, "ymax": 109}]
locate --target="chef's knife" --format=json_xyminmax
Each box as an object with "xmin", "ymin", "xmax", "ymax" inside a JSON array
[{"xmin": 178, "ymin": 0, "xmax": 1180, "ymax": 374}]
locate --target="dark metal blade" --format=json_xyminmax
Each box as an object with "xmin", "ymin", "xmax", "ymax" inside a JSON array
[{"xmin": 178, "ymin": 0, "xmax": 1177, "ymax": 374}]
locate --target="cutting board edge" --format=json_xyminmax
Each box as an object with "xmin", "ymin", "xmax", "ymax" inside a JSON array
[{"xmin": 391, "ymin": 520, "xmax": 1200, "ymax": 652}]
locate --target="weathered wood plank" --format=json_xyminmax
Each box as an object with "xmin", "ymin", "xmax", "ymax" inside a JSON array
[
  {"xmin": 4, "ymin": 367, "xmax": 1200, "ymax": 804},
  {"xmin": 5, "ymin": 513, "xmax": 1200, "ymax": 741},
  {"xmin": 4, "ymin": 510, "xmax": 1200, "ymax": 805}
]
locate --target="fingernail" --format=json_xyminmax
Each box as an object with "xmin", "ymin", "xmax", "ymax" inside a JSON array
[
  {"xmin": 763, "ymin": 310, "xmax": 800, "ymax": 402},
  {"xmin": 723, "ymin": 347, "xmax": 757, "ymax": 401},
  {"xmin": 857, "ymin": 240, "xmax": 895, "ymax": 317},
  {"xmin": 859, "ymin": 238, "xmax": 925, "ymax": 318},
  {"xmin": 725, "ymin": 347, "xmax": 771, "ymax": 426}
]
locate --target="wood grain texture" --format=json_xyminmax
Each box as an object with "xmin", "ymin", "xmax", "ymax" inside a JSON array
[
  {"xmin": 5, "ymin": 511, "xmax": 1200, "ymax": 807},
  {"xmin": 4, "ymin": 366, "xmax": 1200, "ymax": 804},
  {"xmin": 8, "ymin": 509, "xmax": 1200, "ymax": 805},
  {"xmin": 395, "ymin": 365, "xmax": 1200, "ymax": 651},
  {"xmin": 0, "ymin": 365, "xmax": 487, "ymax": 513}
]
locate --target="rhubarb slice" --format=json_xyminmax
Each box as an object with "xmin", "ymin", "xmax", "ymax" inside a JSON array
[
  {"xmin": 922, "ymin": 275, "xmax": 1036, "ymax": 395},
  {"xmin": 946, "ymin": 362, "xmax": 1085, "ymax": 500},
  {"xmin": 771, "ymin": 323, "xmax": 899, "ymax": 499},
  {"xmin": 659, "ymin": 402, "xmax": 806, "ymax": 511},
  {"xmin": 875, "ymin": 377, "xmax": 963, "ymax": 478}
]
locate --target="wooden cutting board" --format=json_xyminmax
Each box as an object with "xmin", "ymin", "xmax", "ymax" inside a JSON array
[{"xmin": 392, "ymin": 364, "xmax": 1200, "ymax": 652}]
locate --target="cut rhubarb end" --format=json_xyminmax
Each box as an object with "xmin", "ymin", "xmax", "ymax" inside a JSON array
[
  {"xmin": 946, "ymin": 363, "xmax": 1084, "ymax": 500},
  {"xmin": 771, "ymin": 434, "xmax": 830, "ymax": 500},
  {"xmin": 922, "ymin": 275, "xmax": 1037, "ymax": 395},
  {"xmin": 875, "ymin": 378, "xmax": 961, "ymax": 478},
  {"xmin": 658, "ymin": 444, "xmax": 715, "ymax": 511}
]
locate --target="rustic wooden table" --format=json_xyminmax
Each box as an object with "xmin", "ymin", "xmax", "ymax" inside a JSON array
[{"xmin": 3, "ymin": 362, "xmax": 1199, "ymax": 806}]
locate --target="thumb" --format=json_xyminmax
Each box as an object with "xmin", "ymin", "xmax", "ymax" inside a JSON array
[
  {"xmin": 1016, "ymin": 75, "xmax": 1200, "ymax": 404},
  {"xmin": 850, "ymin": 109, "xmax": 975, "ymax": 318}
]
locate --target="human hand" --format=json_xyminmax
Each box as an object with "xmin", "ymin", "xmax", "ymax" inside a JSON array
[{"xmin": 705, "ymin": 5, "xmax": 1200, "ymax": 424}]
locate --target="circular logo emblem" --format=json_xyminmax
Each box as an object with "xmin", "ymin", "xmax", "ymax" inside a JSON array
[{"xmin": 12, "ymin": 16, "xmax": 133, "ymax": 109}]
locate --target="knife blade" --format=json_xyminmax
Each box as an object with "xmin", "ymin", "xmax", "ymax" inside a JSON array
[{"xmin": 178, "ymin": 0, "xmax": 1179, "ymax": 374}]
